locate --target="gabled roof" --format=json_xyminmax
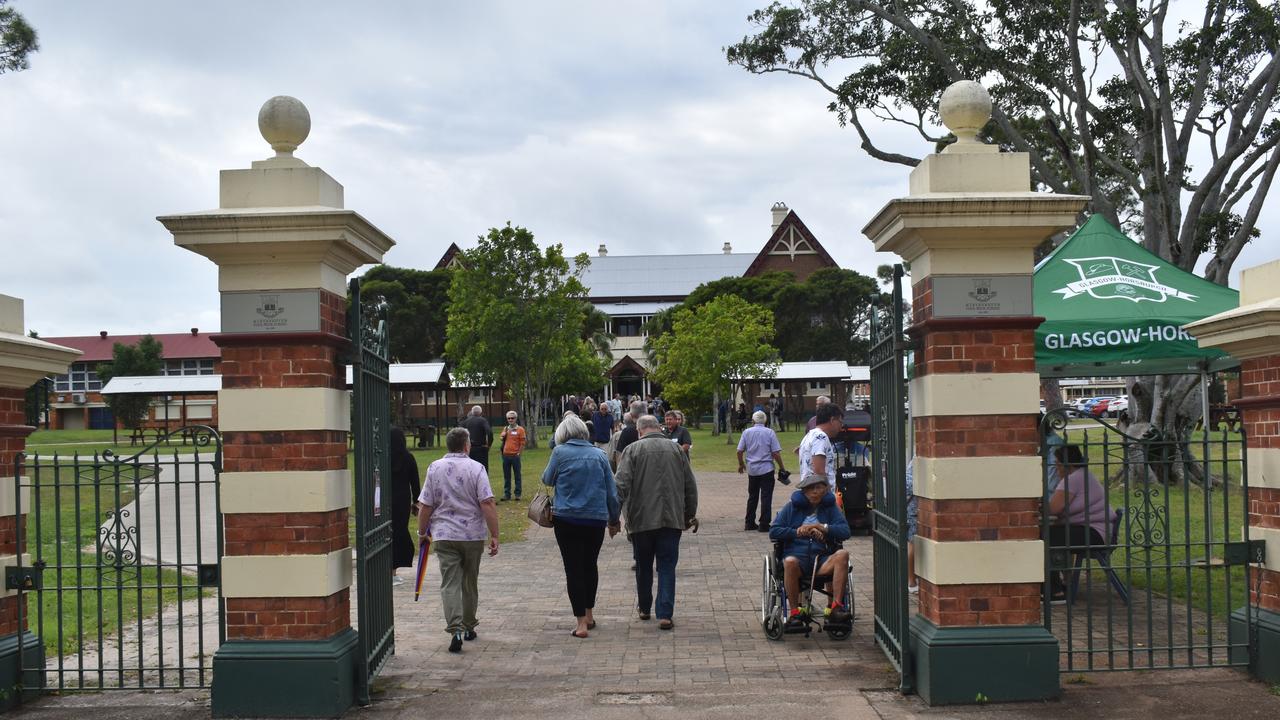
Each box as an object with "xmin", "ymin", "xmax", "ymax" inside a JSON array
[
  {"xmin": 433, "ymin": 242, "xmax": 465, "ymax": 270},
  {"xmin": 42, "ymin": 332, "xmax": 220, "ymax": 363},
  {"xmin": 608, "ymin": 355, "xmax": 648, "ymax": 378},
  {"xmin": 743, "ymin": 209, "xmax": 838, "ymax": 277}
]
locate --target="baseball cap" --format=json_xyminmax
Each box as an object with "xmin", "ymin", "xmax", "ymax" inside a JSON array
[{"xmin": 797, "ymin": 473, "xmax": 828, "ymax": 489}]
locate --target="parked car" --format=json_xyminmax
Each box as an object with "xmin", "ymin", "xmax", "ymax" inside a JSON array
[
  {"xmin": 1090, "ymin": 398, "xmax": 1114, "ymax": 417},
  {"xmin": 1106, "ymin": 397, "xmax": 1128, "ymax": 417},
  {"xmin": 1081, "ymin": 396, "xmax": 1117, "ymax": 415}
]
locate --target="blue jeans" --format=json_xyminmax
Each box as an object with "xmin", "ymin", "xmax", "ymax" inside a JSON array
[
  {"xmin": 502, "ymin": 455, "xmax": 522, "ymax": 498},
  {"xmin": 631, "ymin": 527, "xmax": 682, "ymax": 620}
]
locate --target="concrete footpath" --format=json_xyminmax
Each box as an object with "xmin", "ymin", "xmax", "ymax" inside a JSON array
[{"xmin": 11, "ymin": 471, "xmax": 1280, "ymax": 718}]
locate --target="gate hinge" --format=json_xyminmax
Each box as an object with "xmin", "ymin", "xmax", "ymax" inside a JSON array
[
  {"xmin": 5, "ymin": 561, "xmax": 44, "ymax": 591},
  {"xmin": 1223, "ymin": 539, "xmax": 1266, "ymax": 566}
]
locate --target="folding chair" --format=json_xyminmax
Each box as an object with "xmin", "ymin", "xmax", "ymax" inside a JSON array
[{"xmin": 1068, "ymin": 508, "xmax": 1130, "ymax": 605}]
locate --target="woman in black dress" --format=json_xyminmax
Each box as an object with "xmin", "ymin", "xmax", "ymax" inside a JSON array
[{"xmin": 390, "ymin": 428, "xmax": 421, "ymax": 584}]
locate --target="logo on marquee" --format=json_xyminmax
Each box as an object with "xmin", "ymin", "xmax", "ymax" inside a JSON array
[
  {"xmin": 255, "ymin": 294, "xmax": 285, "ymax": 319},
  {"xmin": 1055, "ymin": 256, "xmax": 1197, "ymax": 304}
]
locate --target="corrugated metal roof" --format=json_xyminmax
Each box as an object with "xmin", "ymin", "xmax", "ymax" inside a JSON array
[
  {"xmin": 344, "ymin": 362, "xmax": 447, "ymax": 387},
  {"xmin": 594, "ymin": 301, "xmax": 677, "ymax": 317},
  {"xmin": 737, "ymin": 361, "xmax": 853, "ymax": 381},
  {"xmin": 581, "ymin": 253, "xmax": 754, "ymax": 299},
  {"xmin": 43, "ymin": 332, "xmax": 220, "ymax": 362},
  {"xmin": 848, "ymin": 366, "xmax": 870, "ymax": 382},
  {"xmin": 101, "ymin": 375, "xmax": 222, "ymax": 395}
]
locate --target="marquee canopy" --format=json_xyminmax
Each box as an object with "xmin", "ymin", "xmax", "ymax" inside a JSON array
[{"xmin": 1034, "ymin": 216, "xmax": 1239, "ymax": 378}]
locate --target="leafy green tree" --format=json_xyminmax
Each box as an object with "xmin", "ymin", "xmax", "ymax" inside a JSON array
[
  {"xmin": 581, "ymin": 303, "xmax": 616, "ymax": 359},
  {"xmin": 445, "ymin": 223, "xmax": 605, "ymax": 446},
  {"xmin": 651, "ymin": 294, "xmax": 778, "ymax": 440},
  {"xmin": 646, "ymin": 268, "xmax": 882, "ymax": 365},
  {"xmin": 775, "ymin": 267, "xmax": 881, "ymax": 362},
  {"xmin": 728, "ymin": 1, "xmax": 1280, "ymax": 466},
  {"xmin": 96, "ymin": 336, "xmax": 165, "ymax": 430},
  {"xmin": 0, "ymin": 1, "xmax": 37, "ymax": 74},
  {"xmin": 356, "ymin": 265, "xmax": 451, "ymax": 362}
]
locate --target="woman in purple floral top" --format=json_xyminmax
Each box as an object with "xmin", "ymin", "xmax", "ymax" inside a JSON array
[{"xmin": 416, "ymin": 427, "xmax": 500, "ymax": 653}]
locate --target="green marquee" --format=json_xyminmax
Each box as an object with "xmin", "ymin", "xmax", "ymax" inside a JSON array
[{"xmin": 1034, "ymin": 215, "xmax": 1239, "ymax": 378}]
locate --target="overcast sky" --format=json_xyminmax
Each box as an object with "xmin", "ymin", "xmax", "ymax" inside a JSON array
[{"xmin": 1, "ymin": 1, "xmax": 1273, "ymax": 338}]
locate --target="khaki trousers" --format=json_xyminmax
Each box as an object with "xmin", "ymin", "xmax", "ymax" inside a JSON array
[{"xmin": 433, "ymin": 540, "xmax": 484, "ymax": 634}]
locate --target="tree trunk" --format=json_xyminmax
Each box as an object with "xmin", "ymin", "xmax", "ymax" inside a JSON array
[
  {"xmin": 711, "ymin": 386, "xmax": 721, "ymax": 438},
  {"xmin": 1126, "ymin": 374, "xmax": 1215, "ymax": 487}
]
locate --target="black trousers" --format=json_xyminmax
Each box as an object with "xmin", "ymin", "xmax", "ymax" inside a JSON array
[
  {"xmin": 745, "ymin": 471, "xmax": 775, "ymax": 526},
  {"xmin": 1047, "ymin": 523, "xmax": 1106, "ymax": 591},
  {"xmin": 469, "ymin": 444, "xmax": 490, "ymax": 471},
  {"xmin": 553, "ymin": 519, "xmax": 606, "ymax": 617}
]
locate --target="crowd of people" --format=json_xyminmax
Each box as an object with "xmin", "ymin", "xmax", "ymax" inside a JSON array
[{"xmin": 385, "ymin": 393, "xmax": 1110, "ymax": 651}]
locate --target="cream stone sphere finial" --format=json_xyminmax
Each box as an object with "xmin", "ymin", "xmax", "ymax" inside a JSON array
[
  {"xmin": 939, "ymin": 80, "xmax": 991, "ymax": 146},
  {"xmin": 258, "ymin": 96, "xmax": 311, "ymax": 156}
]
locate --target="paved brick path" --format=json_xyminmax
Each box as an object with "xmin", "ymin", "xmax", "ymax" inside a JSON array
[{"xmin": 372, "ymin": 470, "xmax": 898, "ymax": 696}]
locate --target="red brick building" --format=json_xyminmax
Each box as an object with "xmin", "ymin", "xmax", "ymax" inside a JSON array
[{"xmin": 40, "ymin": 329, "xmax": 220, "ymax": 430}]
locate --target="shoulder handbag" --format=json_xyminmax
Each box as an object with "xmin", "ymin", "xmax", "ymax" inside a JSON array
[{"xmin": 527, "ymin": 491, "xmax": 554, "ymax": 528}]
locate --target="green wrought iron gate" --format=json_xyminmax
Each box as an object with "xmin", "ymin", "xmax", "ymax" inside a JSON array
[
  {"xmin": 870, "ymin": 264, "xmax": 912, "ymax": 692},
  {"xmin": 349, "ymin": 277, "xmax": 394, "ymax": 705},
  {"xmin": 13, "ymin": 427, "xmax": 223, "ymax": 690},
  {"xmin": 1039, "ymin": 409, "xmax": 1259, "ymax": 671}
]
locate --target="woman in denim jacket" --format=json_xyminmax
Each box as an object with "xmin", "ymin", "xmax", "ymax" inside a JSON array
[{"xmin": 542, "ymin": 413, "xmax": 621, "ymax": 638}]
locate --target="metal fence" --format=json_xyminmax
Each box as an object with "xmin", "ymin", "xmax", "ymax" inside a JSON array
[
  {"xmin": 349, "ymin": 277, "xmax": 395, "ymax": 705},
  {"xmin": 1039, "ymin": 409, "xmax": 1258, "ymax": 671},
  {"xmin": 13, "ymin": 427, "xmax": 223, "ymax": 690},
  {"xmin": 870, "ymin": 264, "xmax": 912, "ymax": 692}
]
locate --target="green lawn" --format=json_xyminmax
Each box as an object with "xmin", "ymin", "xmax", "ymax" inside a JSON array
[
  {"xmin": 27, "ymin": 428, "xmax": 204, "ymax": 459},
  {"xmin": 387, "ymin": 425, "xmax": 812, "ymax": 547},
  {"xmin": 1061, "ymin": 423, "xmax": 1250, "ymax": 617},
  {"xmin": 20, "ymin": 455, "xmax": 210, "ymax": 660}
]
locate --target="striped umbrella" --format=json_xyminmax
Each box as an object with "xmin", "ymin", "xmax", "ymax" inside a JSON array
[{"xmin": 413, "ymin": 535, "xmax": 431, "ymax": 602}]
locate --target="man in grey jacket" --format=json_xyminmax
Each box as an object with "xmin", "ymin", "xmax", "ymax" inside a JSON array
[{"xmin": 615, "ymin": 415, "xmax": 698, "ymax": 630}]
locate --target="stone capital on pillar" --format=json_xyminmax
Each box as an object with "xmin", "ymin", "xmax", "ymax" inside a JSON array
[
  {"xmin": 157, "ymin": 95, "xmax": 394, "ymax": 298},
  {"xmin": 1185, "ymin": 259, "xmax": 1280, "ymax": 683},
  {"xmin": 862, "ymin": 81, "xmax": 1088, "ymax": 705},
  {"xmin": 0, "ymin": 295, "xmax": 82, "ymax": 390},
  {"xmin": 862, "ymin": 81, "xmax": 1088, "ymax": 280}
]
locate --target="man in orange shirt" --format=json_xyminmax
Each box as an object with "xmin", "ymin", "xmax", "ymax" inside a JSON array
[{"xmin": 499, "ymin": 410, "xmax": 528, "ymax": 501}]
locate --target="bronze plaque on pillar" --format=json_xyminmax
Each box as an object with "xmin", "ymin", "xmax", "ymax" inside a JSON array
[
  {"xmin": 221, "ymin": 290, "xmax": 322, "ymax": 333},
  {"xmin": 931, "ymin": 275, "xmax": 1032, "ymax": 318}
]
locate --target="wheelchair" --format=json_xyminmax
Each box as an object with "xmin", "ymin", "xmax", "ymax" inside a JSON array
[{"xmin": 760, "ymin": 539, "xmax": 854, "ymax": 641}]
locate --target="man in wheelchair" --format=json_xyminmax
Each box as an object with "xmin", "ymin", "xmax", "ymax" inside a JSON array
[{"xmin": 768, "ymin": 473, "xmax": 852, "ymax": 631}]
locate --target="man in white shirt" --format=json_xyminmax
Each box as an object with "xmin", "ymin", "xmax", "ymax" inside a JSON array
[{"xmin": 798, "ymin": 404, "xmax": 844, "ymax": 488}]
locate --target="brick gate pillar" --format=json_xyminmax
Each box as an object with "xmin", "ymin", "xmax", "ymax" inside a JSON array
[
  {"xmin": 0, "ymin": 295, "xmax": 80, "ymax": 707},
  {"xmin": 159, "ymin": 97, "xmax": 394, "ymax": 718},
  {"xmin": 862, "ymin": 82, "xmax": 1088, "ymax": 705},
  {"xmin": 1185, "ymin": 259, "xmax": 1280, "ymax": 683}
]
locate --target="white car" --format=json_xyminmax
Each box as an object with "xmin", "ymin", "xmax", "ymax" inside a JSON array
[{"xmin": 1107, "ymin": 397, "xmax": 1129, "ymax": 417}]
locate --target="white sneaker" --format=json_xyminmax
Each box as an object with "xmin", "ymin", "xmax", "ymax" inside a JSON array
[
  {"xmin": 907, "ymin": 584, "xmax": 919, "ymax": 594},
  {"xmin": 392, "ymin": 576, "xmax": 405, "ymax": 586}
]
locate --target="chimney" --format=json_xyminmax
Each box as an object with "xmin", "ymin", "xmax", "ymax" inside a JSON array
[
  {"xmin": 190, "ymin": 327, "xmax": 199, "ymax": 336},
  {"xmin": 598, "ymin": 244, "xmax": 608, "ymax": 257},
  {"xmin": 99, "ymin": 331, "xmax": 107, "ymax": 339},
  {"xmin": 770, "ymin": 201, "xmax": 789, "ymax": 233},
  {"xmin": 722, "ymin": 242, "xmax": 733, "ymax": 254}
]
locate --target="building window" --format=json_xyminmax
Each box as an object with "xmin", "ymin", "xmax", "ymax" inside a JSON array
[
  {"xmin": 762, "ymin": 382, "xmax": 781, "ymax": 392},
  {"xmin": 809, "ymin": 381, "xmax": 827, "ymax": 391},
  {"xmin": 611, "ymin": 316, "xmax": 644, "ymax": 337},
  {"xmin": 54, "ymin": 362, "xmax": 101, "ymax": 393},
  {"xmin": 164, "ymin": 359, "xmax": 215, "ymax": 376}
]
